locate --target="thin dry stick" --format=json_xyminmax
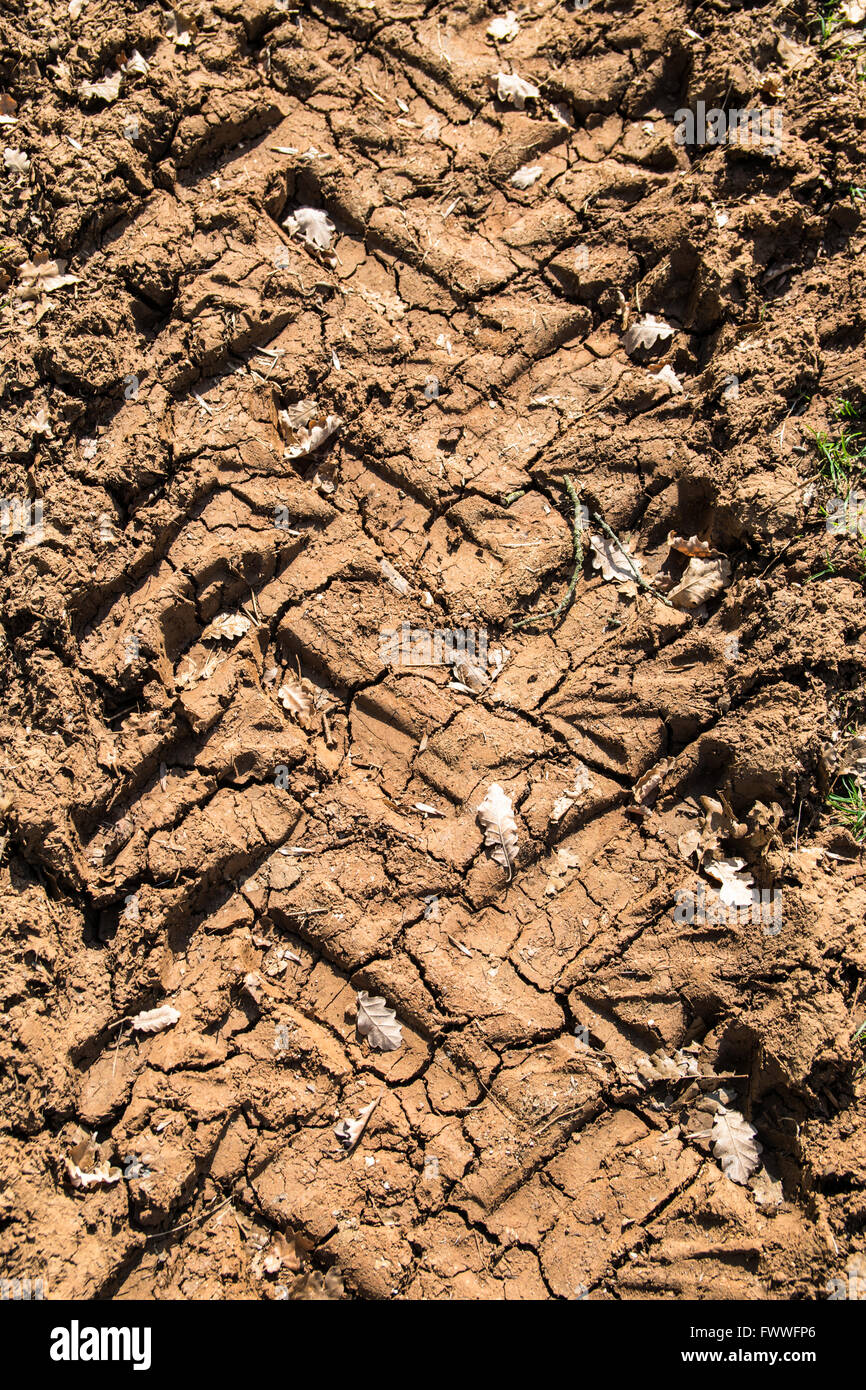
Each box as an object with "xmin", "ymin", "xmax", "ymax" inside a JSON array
[
  {"xmin": 512, "ymin": 475, "xmax": 584, "ymax": 629},
  {"xmin": 591, "ymin": 511, "xmax": 677, "ymax": 608}
]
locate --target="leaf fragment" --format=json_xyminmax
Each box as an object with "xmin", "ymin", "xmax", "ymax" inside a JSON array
[
  {"xmin": 16, "ymin": 255, "xmax": 79, "ymax": 300},
  {"xmin": 334, "ymin": 1093, "xmax": 382, "ymax": 1152},
  {"xmin": 78, "ymin": 72, "xmax": 122, "ymax": 103},
  {"xmin": 492, "ymin": 72, "xmax": 540, "ymax": 108},
  {"xmin": 487, "ymin": 11, "xmax": 520, "ymax": 41},
  {"xmin": 285, "ymin": 206, "xmax": 336, "ymax": 254},
  {"xmin": 4, "ymin": 147, "xmax": 29, "ymax": 173},
  {"xmin": 511, "ymin": 164, "xmax": 543, "ymax": 189}
]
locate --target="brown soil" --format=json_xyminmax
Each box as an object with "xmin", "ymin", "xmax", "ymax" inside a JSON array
[{"xmin": 1, "ymin": 0, "xmax": 866, "ymax": 1303}]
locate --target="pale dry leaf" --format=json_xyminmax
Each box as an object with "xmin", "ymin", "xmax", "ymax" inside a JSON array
[
  {"xmin": 476, "ymin": 782, "xmax": 519, "ymax": 880},
  {"xmin": 838, "ymin": 733, "xmax": 866, "ymax": 786},
  {"xmin": 286, "ymin": 206, "xmax": 335, "ymax": 252},
  {"xmin": 277, "ymin": 679, "xmax": 312, "ymax": 721},
  {"xmin": 589, "ymin": 532, "xmax": 643, "ymax": 591},
  {"xmin": 379, "ymin": 557, "xmax": 410, "ymax": 595},
  {"xmin": 29, "ymin": 407, "xmax": 52, "ymax": 437},
  {"xmin": 202, "ymin": 612, "xmax": 252, "ymax": 643},
  {"xmin": 64, "ymin": 1157, "xmax": 122, "ymax": 1189},
  {"xmin": 666, "ymin": 532, "xmax": 719, "ymax": 558},
  {"xmin": 776, "ymin": 32, "xmax": 811, "ymax": 68},
  {"xmin": 545, "ymin": 846, "xmax": 580, "ymax": 895},
  {"xmin": 334, "ymin": 1093, "xmax": 381, "ymax": 1152},
  {"xmin": 280, "ymin": 399, "xmax": 319, "ymax": 431},
  {"xmin": 16, "ymin": 256, "xmax": 79, "ymax": 299},
  {"xmin": 285, "ymin": 414, "xmax": 342, "ymax": 458},
  {"xmin": 78, "ymin": 72, "xmax": 122, "ymax": 103},
  {"xmin": 289, "ymin": 1267, "xmax": 344, "ymax": 1301},
  {"xmin": 165, "ymin": 9, "xmax": 193, "ymax": 46},
  {"xmin": 840, "ymin": 0, "xmax": 866, "ymax": 21},
  {"xmin": 355, "ymin": 284, "xmax": 406, "ymax": 321},
  {"xmin": 511, "ymin": 164, "xmax": 543, "ymax": 189},
  {"xmin": 68, "ymin": 0, "xmax": 84, "ymax": 15},
  {"xmin": 751, "ymin": 1169, "xmax": 784, "ymax": 1207},
  {"xmin": 711, "ymin": 1107, "xmax": 762, "ymax": 1185},
  {"xmin": 705, "ymin": 857, "xmax": 754, "ymax": 907},
  {"xmin": 668, "ymin": 556, "xmax": 731, "ymax": 609},
  {"xmin": 677, "ymin": 826, "xmax": 703, "ymax": 861},
  {"xmin": 356, "ymin": 991, "xmax": 403, "ymax": 1051},
  {"xmin": 623, "ymin": 313, "xmax": 675, "ymax": 354},
  {"xmin": 4, "ymin": 147, "xmax": 29, "ymax": 174},
  {"xmin": 550, "ymin": 765, "xmax": 593, "ymax": 823},
  {"xmin": 633, "ymin": 757, "xmax": 670, "ymax": 808},
  {"xmin": 122, "ymin": 49, "xmax": 150, "ymax": 76},
  {"xmin": 653, "ymin": 363, "xmax": 683, "ymax": 393},
  {"xmin": 487, "ymin": 11, "xmax": 520, "ymax": 41},
  {"xmin": 131, "ymin": 1004, "xmax": 180, "ymax": 1034},
  {"xmin": 492, "ymin": 72, "xmax": 540, "ymax": 108},
  {"xmin": 632, "ymin": 1046, "xmax": 699, "ymax": 1087},
  {"xmin": 453, "ymin": 657, "xmax": 487, "ymax": 692}
]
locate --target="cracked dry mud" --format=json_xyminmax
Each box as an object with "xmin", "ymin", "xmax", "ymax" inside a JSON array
[{"xmin": 1, "ymin": 0, "xmax": 866, "ymax": 1304}]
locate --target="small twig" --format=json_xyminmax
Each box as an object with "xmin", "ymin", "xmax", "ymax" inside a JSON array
[{"xmin": 511, "ymin": 475, "xmax": 584, "ymax": 630}]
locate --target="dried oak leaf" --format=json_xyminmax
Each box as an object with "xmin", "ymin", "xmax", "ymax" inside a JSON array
[
  {"xmin": 711, "ymin": 1107, "xmax": 762, "ymax": 1185},
  {"xmin": 623, "ymin": 314, "xmax": 675, "ymax": 354},
  {"xmin": 631, "ymin": 1046, "xmax": 699, "ymax": 1088},
  {"xmin": 4, "ymin": 147, "xmax": 29, "ymax": 173},
  {"xmin": 288, "ymin": 1267, "xmax": 344, "ymax": 1300},
  {"xmin": 165, "ymin": 9, "xmax": 194, "ymax": 46},
  {"xmin": 476, "ymin": 782, "xmax": 519, "ymax": 879},
  {"xmin": 356, "ymin": 991, "xmax": 403, "ymax": 1051},
  {"xmin": 64, "ymin": 1134, "xmax": 122, "ymax": 1189},
  {"xmin": 131, "ymin": 1005, "xmax": 180, "ymax": 1034},
  {"xmin": 705, "ymin": 857, "xmax": 754, "ymax": 907},
  {"xmin": 16, "ymin": 255, "xmax": 79, "ymax": 299},
  {"xmin": 668, "ymin": 556, "xmax": 731, "ymax": 609},
  {"xmin": 589, "ymin": 532, "xmax": 643, "ymax": 591},
  {"xmin": 277, "ymin": 679, "xmax": 313, "ymax": 722},
  {"xmin": 666, "ymin": 533, "xmax": 720, "ymax": 559},
  {"xmin": 286, "ymin": 206, "xmax": 335, "ymax": 253},
  {"xmin": 201, "ymin": 612, "xmax": 252, "ymax": 643},
  {"xmin": 545, "ymin": 846, "xmax": 580, "ymax": 895},
  {"xmin": 633, "ymin": 757, "xmax": 670, "ymax": 810},
  {"xmin": 78, "ymin": 72, "xmax": 122, "ymax": 103}
]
